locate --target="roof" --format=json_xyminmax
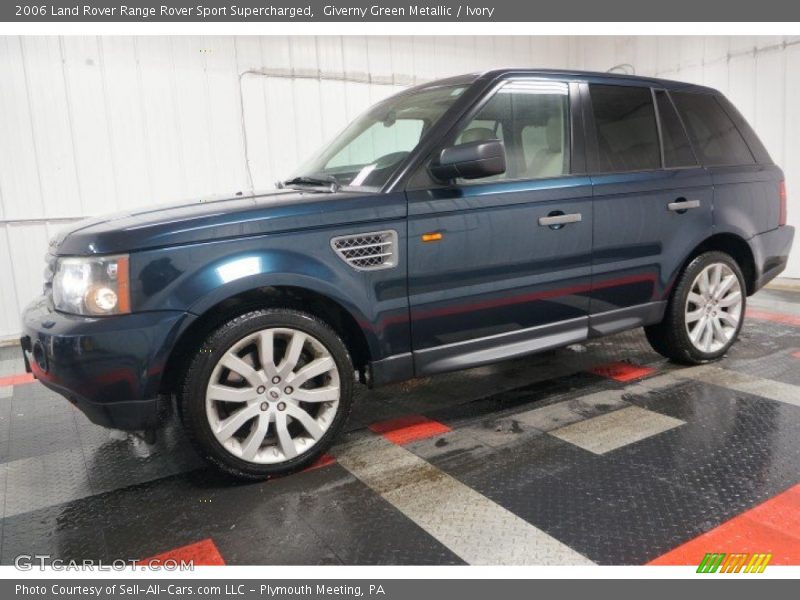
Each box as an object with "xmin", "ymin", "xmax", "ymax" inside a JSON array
[{"xmin": 407, "ymin": 68, "xmax": 717, "ymax": 95}]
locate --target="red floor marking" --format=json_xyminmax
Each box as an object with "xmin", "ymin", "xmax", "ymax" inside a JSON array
[
  {"xmin": 0, "ymin": 373, "xmax": 35, "ymax": 387},
  {"xmin": 369, "ymin": 414, "xmax": 451, "ymax": 445},
  {"xmin": 303, "ymin": 453, "xmax": 336, "ymax": 472},
  {"xmin": 588, "ymin": 361, "xmax": 655, "ymax": 382},
  {"xmin": 747, "ymin": 309, "xmax": 800, "ymax": 327},
  {"xmin": 792, "ymin": 350, "xmax": 800, "ymax": 359},
  {"xmin": 140, "ymin": 538, "xmax": 225, "ymax": 566},
  {"xmin": 648, "ymin": 483, "xmax": 800, "ymax": 565}
]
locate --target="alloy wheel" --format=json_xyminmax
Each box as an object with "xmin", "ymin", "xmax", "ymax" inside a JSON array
[
  {"xmin": 205, "ymin": 327, "xmax": 341, "ymax": 464},
  {"xmin": 684, "ymin": 262, "xmax": 743, "ymax": 354}
]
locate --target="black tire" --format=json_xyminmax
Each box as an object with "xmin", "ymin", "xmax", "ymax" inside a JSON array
[
  {"xmin": 645, "ymin": 251, "xmax": 746, "ymax": 364},
  {"xmin": 180, "ymin": 308, "xmax": 354, "ymax": 480}
]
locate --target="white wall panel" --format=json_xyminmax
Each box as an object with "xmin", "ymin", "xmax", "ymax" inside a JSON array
[
  {"xmin": 0, "ymin": 37, "xmax": 45, "ymax": 220},
  {"xmin": 136, "ymin": 37, "xmax": 190, "ymax": 202},
  {"xmin": 1, "ymin": 34, "xmax": 799, "ymax": 341},
  {"xmin": 783, "ymin": 43, "xmax": 800, "ymax": 278},
  {"xmin": 20, "ymin": 37, "xmax": 82, "ymax": 219},
  {"xmin": 60, "ymin": 37, "xmax": 117, "ymax": 216}
]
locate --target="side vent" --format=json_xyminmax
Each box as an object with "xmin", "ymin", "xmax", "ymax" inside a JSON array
[{"xmin": 331, "ymin": 230, "xmax": 398, "ymax": 271}]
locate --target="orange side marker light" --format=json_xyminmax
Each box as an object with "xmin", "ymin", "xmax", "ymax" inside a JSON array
[{"xmin": 421, "ymin": 232, "xmax": 443, "ymax": 242}]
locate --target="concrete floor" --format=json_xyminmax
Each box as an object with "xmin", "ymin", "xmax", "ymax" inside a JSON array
[{"xmin": 1, "ymin": 287, "xmax": 799, "ymax": 565}]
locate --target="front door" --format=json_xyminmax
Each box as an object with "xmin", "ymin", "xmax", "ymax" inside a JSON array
[{"xmin": 406, "ymin": 79, "xmax": 594, "ymax": 375}]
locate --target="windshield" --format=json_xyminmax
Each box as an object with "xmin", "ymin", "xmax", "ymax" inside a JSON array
[{"xmin": 287, "ymin": 85, "xmax": 466, "ymax": 191}]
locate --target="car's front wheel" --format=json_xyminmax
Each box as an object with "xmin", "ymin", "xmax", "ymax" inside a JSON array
[
  {"xmin": 180, "ymin": 308, "xmax": 353, "ymax": 479},
  {"xmin": 645, "ymin": 251, "xmax": 746, "ymax": 364}
]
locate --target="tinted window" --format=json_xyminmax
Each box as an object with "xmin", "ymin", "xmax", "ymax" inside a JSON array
[
  {"xmin": 655, "ymin": 90, "xmax": 697, "ymax": 168},
  {"xmin": 456, "ymin": 80, "xmax": 570, "ymax": 181},
  {"xmin": 671, "ymin": 92, "xmax": 755, "ymax": 166},
  {"xmin": 590, "ymin": 84, "xmax": 660, "ymax": 172}
]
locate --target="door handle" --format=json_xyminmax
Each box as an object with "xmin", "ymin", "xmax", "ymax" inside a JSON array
[
  {"xmin": 667, "ymin": 199, "xmax": 701, "ymax": 212},
  {"xmin": 538, "ymin": 213, "xmax": 582, "ymax": 228}
]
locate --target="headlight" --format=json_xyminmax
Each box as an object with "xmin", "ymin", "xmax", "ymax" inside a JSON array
[{"xmin": 52, "ymin": 255, "xmax": 131, "ymax": 316}]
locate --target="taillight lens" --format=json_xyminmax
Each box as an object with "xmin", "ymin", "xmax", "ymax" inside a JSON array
[{"xmin": 779, "ymin": 180, "xmax": 787, "ymax": 226}]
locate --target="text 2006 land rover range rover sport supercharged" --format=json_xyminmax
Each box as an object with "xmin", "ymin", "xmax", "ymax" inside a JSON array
[{"xmin": 21, "ymin": 70, "xmax": 794, "ymax": 479}]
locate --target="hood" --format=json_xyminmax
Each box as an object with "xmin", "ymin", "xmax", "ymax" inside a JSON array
[{"xmin": 54, "ymin": 188, "xmax": 401, "ymax": 255}]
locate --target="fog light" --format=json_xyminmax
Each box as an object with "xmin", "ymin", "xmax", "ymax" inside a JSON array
[{"xmin": 32, "ymin": 341, "xmax": 47, "ymax": 372}]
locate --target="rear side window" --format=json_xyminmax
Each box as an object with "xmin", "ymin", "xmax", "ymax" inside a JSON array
[
  {"xmin": 589, "ymin": 84, "xmax": 660, "ymax": 172},
  {"xmin": 671, "ymin": 92, "xmax": 755, "ymax": 166},
  {"xmin": 654, "ymin": 90, "xmax": 697, "ymax": 168}
]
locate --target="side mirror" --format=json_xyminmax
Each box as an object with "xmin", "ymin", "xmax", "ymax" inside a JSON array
[{"xmin": 429, "ymin": 139, "xmax": 506, "ymax": 182}]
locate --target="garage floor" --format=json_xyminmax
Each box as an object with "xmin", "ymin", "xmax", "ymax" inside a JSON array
[{"xmin": 2, "ymin": 288, "xmax": 800, "ymax": 566}]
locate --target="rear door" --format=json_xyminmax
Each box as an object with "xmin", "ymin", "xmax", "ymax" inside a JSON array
[
  {"xmin": 585, "ymin": 83, "xmax": 714, "ymax": 335},
  {"xmin": 405, "ymin": 78, "xmax": 594, "ymax": 375}
]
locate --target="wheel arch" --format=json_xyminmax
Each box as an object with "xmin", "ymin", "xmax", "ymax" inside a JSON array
[
  {"xmin": 160, "ymin": 285, "xmax": 373, "ymax": 397},
  {"xmin": 678, "ymin": 232, "xmax": 757, "ymax": 295}
]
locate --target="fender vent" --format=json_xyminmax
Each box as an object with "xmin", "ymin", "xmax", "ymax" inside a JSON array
[{"xmin": 331, "ymin": 230, "xmax": 398, "ymax": 271}]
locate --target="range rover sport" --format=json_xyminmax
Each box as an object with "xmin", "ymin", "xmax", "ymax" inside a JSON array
[{"xmin": 21, "ymin": 69, "xmax": 794, "ymax": 479}]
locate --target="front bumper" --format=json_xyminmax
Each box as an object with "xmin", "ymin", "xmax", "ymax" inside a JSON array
[{"xmin": 20, "ymin": 296, "xmax": 194, "ymax": 430}]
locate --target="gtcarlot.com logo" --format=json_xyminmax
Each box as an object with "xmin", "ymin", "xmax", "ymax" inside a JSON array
[
  {"xmin": 697, "ymin": 552, "xmax": 772, "ymax": 573},
  {"xmin": 14, "ymin": 554, "xmax": 193, "ymax": 571}
]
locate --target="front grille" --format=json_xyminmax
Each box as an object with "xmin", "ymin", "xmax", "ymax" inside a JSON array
[{"xmin": 330, "ymin": 230, "xmax": 398, "ymax": 271}]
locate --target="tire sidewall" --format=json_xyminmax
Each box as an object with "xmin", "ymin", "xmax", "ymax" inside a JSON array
[
  {"xmin": 181, "ymin": 309, "xmax": 353, "ymax": 479},
  {"xmin": 673, "ymin": 251, "xmax": 746, "ymax": 362}
]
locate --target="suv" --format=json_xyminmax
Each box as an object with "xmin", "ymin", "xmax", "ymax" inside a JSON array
[{"xmin": 21, "ymin": 69, "xmax": 794, "ymax": 479}]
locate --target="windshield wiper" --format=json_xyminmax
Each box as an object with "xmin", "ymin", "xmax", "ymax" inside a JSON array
[{"xmin": 279, "ymin": 175, "xmax": 340, "ymax": 193}]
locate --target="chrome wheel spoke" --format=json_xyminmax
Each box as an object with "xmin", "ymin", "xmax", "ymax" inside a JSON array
[
  {"xmin": 207, "ymin": 384, "xmax": 257, "ymax": 403},
  {"xmin": 288, "ymin": 356, "xmax": 335, "ymax": 387},
  {"xmin": 697, "ymin": 269, "xmax": 711, "ymax": 297},
  {"xmin": 240, "ymin": 414, "xmax": 270, "ymax": 461},
  {"xmin": 286, "ymin": 404, "xmax": 324, "ymax": 440},
  {"xmin": 686, "ymin": 308, "xmax": 704, "ymax": 323},
  {"xmin": 292, "ymin": 385, "xmax": 339, "ymax": 403},
  {"xmin": 711, "ymin": 317, "xmax": 727, "ymax": 346},
  {"xmin": 709, "ymin": 264, "xmax": 722, "ymax": 296},
  {"xmin": 275, "ymin": 411, "xmax": 297, "ymax": 459},
  {"xmin": 258, "ymin": 330, "xmax": 278, "ymax": 378},
  {"xmin": 716, "ymin": 274, "xmax": 737, "ymax": 298},
  {"xmin": 278, "ymin": 331, "xmax": 306, "ymax": 376},
  {"xmin": 719, "ymin": 291, "xmax": 741, "ymax": 308},
  {"xmin": 690, "ymin": 315, "xmax": 707, "ymax": 344},
  {"xmin": 220, "ymin": 352, "xmax": 264, "ymax": 388},
  {"xmin": 216, "ymin": 404, "xmax": 259, "ymax": 441},
  {"xmin": 700, "ymin": 319, "xmax": 714, "ymax": 351},
  {"xmin": 720, "ymin": 311, "xmax": 740, "ymax": 327},
  {"xmin": 687, "ymin": 292, "xmax": 705, "ymax": 306}
]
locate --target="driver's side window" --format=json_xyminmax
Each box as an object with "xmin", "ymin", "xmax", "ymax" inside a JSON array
[{"xmin": 456, "ymin": 80, "xmax": 570, "ymax": 183}]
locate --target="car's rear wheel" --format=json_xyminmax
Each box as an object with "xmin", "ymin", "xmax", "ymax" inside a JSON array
[
  {"xmin": 645, "ymin": 251, "xmax": 746, "ymax": 364},
  {"xmin": 180, "ymin": 308, "xmax": 353, "ymax": 479}
]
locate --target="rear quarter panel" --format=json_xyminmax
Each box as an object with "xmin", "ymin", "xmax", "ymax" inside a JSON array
[{"xmin": 711, "ymin": 164, "xmax": 783, "ymax": 237}]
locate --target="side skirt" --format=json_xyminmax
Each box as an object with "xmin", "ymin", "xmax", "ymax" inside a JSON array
[
  {"xmin": 368, "ymin": 302, "xmax": 667, "ymax": 387},
  {"xmin": 413, "ymin": 316, "xmax": 588, "ymax": 378},
  {"xmin": 588, "ymin": 301, "xmax": 667, "ymax": 338}
]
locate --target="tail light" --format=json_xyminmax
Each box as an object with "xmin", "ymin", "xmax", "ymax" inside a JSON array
[{"xmin": 779, "ymin": 180, "xmax": 787, "ymax": 226}]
